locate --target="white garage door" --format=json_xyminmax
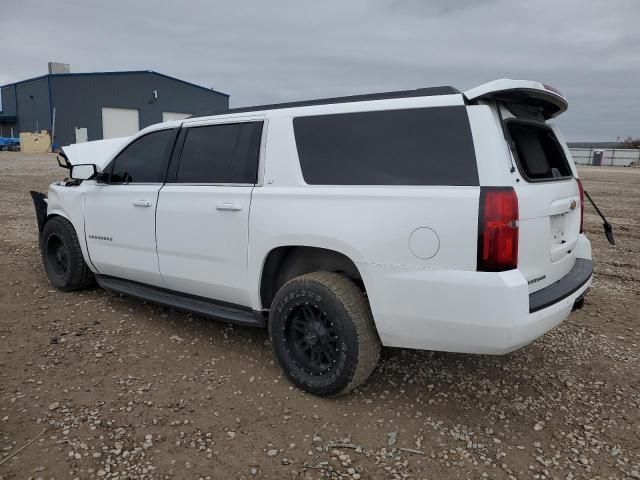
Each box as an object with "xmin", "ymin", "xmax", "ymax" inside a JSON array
[
  {"xmin": 162, "ymin": 111, "xmax": 192, "ymax": 122},
  {"xmin": 102, "ymin": 107, "xmax": 140, "ymax": 139}
]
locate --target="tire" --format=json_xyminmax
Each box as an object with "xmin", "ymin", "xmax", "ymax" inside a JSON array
[
  {"xmin": 269, "ymin": 271, "xmax": 381, "ymax": 396},
  {"xmin": 40, "ymin": 216, "xmax": 94, "ymax": 292}
]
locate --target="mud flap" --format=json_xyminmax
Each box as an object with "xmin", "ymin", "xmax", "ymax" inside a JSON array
[{"xmin": 30, "ymin": 191, "xmax": 48, "ymax": 233}]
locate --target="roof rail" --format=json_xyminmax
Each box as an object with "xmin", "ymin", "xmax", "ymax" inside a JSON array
[{"xmin": 190, "ymin": 85, "xmax": 461, "ymax": 118}]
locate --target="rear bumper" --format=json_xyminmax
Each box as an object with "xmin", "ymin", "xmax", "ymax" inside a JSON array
[{"xmin": 358, "ymin": 254, "xmax": 592, "ymax": 355}]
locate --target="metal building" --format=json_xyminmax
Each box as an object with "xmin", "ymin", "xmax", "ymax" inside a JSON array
[{"xmin": 0, "ymin": 70, "xmax": 229, "ymax": 147}]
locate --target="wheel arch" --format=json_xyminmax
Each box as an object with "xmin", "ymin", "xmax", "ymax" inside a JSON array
[
  {"xmin": 43, "ymin": 209, "xmax": 97, "ymax": 273},
  {"xmin": 42, "ymin": 210, "xmax": 75, "ymax": 240},
  {"xmin": 259, "ymin": 245, "xmax": 366, "ymax": 311}
]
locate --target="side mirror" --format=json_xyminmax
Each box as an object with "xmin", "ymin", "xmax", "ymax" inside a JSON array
[{"xmin": 70, "ymin": 163, "xmax": 97, "ymax": 180}]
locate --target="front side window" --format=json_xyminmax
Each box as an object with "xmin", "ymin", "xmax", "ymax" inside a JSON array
[
  {"xmin": 110, "ymin": 129, "xmax": 177, "ymax": 183},
  {"xmin": 506, "ymin": 120, "xmax": 572, "ymax": 181},
  {"xmin": 175, "ymin": 122, "xmax": 262, "ymax": 184}
]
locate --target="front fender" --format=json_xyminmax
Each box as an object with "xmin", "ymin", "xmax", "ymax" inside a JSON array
[{"xmin": 39, "ymin": 183, "xmax": 99, "ymax": 274}]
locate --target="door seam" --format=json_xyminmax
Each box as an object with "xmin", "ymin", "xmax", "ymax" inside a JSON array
[{"xmin": 154, "ymin": 185, "xmax": 167, "ymax": 283}]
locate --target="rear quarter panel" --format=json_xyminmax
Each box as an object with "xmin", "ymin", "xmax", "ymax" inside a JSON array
[{"xmin": 248, "ymin": 115, "xmax": 480, "ymax": 310}]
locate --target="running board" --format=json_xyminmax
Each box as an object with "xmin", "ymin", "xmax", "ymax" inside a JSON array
[{"xmin": 96, "ymin": 275, "xmax": 264, "ymax": 327}]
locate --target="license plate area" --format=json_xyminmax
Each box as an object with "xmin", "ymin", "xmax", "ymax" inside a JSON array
[
  {"xmin": 550, "ymin": 214, "xmax": 565, "ymax": 245},
  {"xmin": 550, "ymin": 213, "xmax": 577, "ymax": 262}
]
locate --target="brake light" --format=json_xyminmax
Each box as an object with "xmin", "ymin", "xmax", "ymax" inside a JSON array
[
  {"xmin": 477, "ymin": 187, "xmax": 519, "ymax": 271},
  {"xmin": 577, "ymin": 178, "xmax": 584, "ymax": 233}
]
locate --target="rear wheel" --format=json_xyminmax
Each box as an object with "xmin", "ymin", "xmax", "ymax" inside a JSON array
[
  {"xmin": 269, "ymin": 271, "xmax": 380, "ymax": 396},
  {"xmin": 41, "ymin": 217, "xmax": 94, "ymax": 291}
]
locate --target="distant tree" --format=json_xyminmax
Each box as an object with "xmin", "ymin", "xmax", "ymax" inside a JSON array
[{"xmin": 621, "ymin": 136, "xmax": 640, "ymax": 148}]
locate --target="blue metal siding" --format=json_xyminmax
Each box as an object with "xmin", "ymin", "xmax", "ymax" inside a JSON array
[
  {"xmin": 0, "ymin": 85, "xmax": 19, "ymax": 137},
  {"xmin": 49, "ymin": 72, "xmax": 229, "ymax": 146},
  {"xmin": 0, "ymin": 85, "xmax": 17, "ymax": 116},
  {"xmin": 15, "ymin": 78, "xmax": 51, "ymax": 134}
]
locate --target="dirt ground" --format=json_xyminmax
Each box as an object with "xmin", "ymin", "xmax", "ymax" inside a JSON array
[{"xmin": 0, "ymin": 152, "xmax": 638, "ymax": 480}]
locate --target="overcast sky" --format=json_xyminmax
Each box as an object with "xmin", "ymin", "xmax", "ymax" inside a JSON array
[{"xmin": 2, "ymin": 0, "xmax": 638, "ymax": 141}]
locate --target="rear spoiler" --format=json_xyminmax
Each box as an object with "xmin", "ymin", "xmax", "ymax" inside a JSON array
[{"xmin": 465, "ymin": 79, "xmax": 568, "ymax": 120}]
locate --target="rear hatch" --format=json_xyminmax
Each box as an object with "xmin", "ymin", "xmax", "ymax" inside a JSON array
[{"xmin": 467, "ymin": 80, "xmax": 580, "ymax": 293}]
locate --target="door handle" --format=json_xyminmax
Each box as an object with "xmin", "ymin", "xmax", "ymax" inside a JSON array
[
  {"xmin": 216, "ymin": 202, "xmax": 242, "ymax": 211},
  {"xmin": 132, "ymin": 200, "xmax": 152, "ymax": 207}
]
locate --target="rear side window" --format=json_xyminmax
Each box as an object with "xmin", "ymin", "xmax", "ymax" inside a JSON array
[
  {"xmin": 110, "ymin": 129, "xmax": 177, "ymax": 183},
  {"xmin": 506, "ymin": 120, "xmax": 572, "ymax": 181},
  {"xmin": 293, "ymin": 106, "xmax": 478, "ymax": 186},
  {"xmin": 175, "ymin": 122, "xmax": 262, "ymax": 184}
]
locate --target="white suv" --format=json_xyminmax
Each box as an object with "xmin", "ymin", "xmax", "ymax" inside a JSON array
[{"xmin": 32, "ymin": 79, "xmax": 593, "ymax": 396}]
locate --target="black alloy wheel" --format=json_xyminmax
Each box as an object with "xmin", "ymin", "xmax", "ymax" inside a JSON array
[
  {"xmin": 283, "ymin": 303, "xmax": 339, "ymax": 376},
  {"xmin": 268, "ymin": 271, "xmax": 381, "ymax": 396},
  {"xmin": 45, "ymin": 234, "xmax": 70, "ymax": 278},
  {"xmin": 40, "ymin": 216, "xmax": 95, "ymax": 291}
]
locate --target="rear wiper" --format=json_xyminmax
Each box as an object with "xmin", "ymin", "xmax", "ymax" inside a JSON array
[{"xmin": 584, "ymin": 190, "xmax": 615, "ymax": 246}]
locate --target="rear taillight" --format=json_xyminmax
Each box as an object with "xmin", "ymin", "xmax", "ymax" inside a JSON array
[
  {"xmin": 577, "ymin": 178, "xmax": 584, "ymax": 233},
  {"xmin": 477, "ymin": 187, "xmax": 519, "ymax": 272}
]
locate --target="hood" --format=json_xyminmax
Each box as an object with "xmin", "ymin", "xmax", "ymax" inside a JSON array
[{"xmin": 61, "ymin": 137, "xmax": 131, "ymax": 170}]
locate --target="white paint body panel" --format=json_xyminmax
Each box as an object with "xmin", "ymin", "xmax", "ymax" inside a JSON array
[
  {"xmin": 45, "ymin": 183, "xmax": 96, "ymax": 273},
  {"xmin": 359, "ymin": 242, "xmax": 591, "ymax": 353},
  {"xmin": 83, "ymin": 183, "xmax": 164, "ymax": 286},
  {"xmin": 44, "ymin": 79, "xmax": 592, "ymax": 355},
  {"xmin": 156, "ymin": 185, "xmax": 253, "ymax": 306},
  {"xmin": 102, "ymin": 107, "xmax": 140, "ymax": 139}
]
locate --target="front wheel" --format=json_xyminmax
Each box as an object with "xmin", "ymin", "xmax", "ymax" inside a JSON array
[
  {"xmin": 269, "ymin": 271, "xmax": 381, "ymax": 396},
  {"xmin": 40, "ymin": 216, "xmax": 95, "ymax": 291}
]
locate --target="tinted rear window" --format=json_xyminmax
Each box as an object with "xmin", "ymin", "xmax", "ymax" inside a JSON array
[
  {"xmin": 506, "ymin": 121, "xmax": 572, "ymax": 181},
  {"xmin": 293, "ymin": 106, "xmax": 478, "ymax": 186},
  {"xmin": 232, "ymin": 122, "xmax": 263, "ymax": 183},
  {"xmin": 175, "ymin": 122, "xmax": 262, "ymax": 184},
  {"xmin": 177, "ymin": 124, "xmax": 241, "ymax": 183}
]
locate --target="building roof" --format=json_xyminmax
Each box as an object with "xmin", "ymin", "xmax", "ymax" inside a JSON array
[{"xmin": 0, "ymin": 70, "xmax": 229, "ymax": 97}]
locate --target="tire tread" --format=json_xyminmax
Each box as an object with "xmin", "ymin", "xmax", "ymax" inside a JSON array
[
  {"xmin": 41, "ymin": 217, "xmax": 94, "ymax": 291},
  {"xmin": 278, "ymin": 271, "xmax": 381, "ymax": 395}
]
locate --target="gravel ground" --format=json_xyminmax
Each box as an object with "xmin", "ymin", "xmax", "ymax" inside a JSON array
[{"xmin": 0, "ymin": 152, "xmax": 638, "ymax": 480}]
